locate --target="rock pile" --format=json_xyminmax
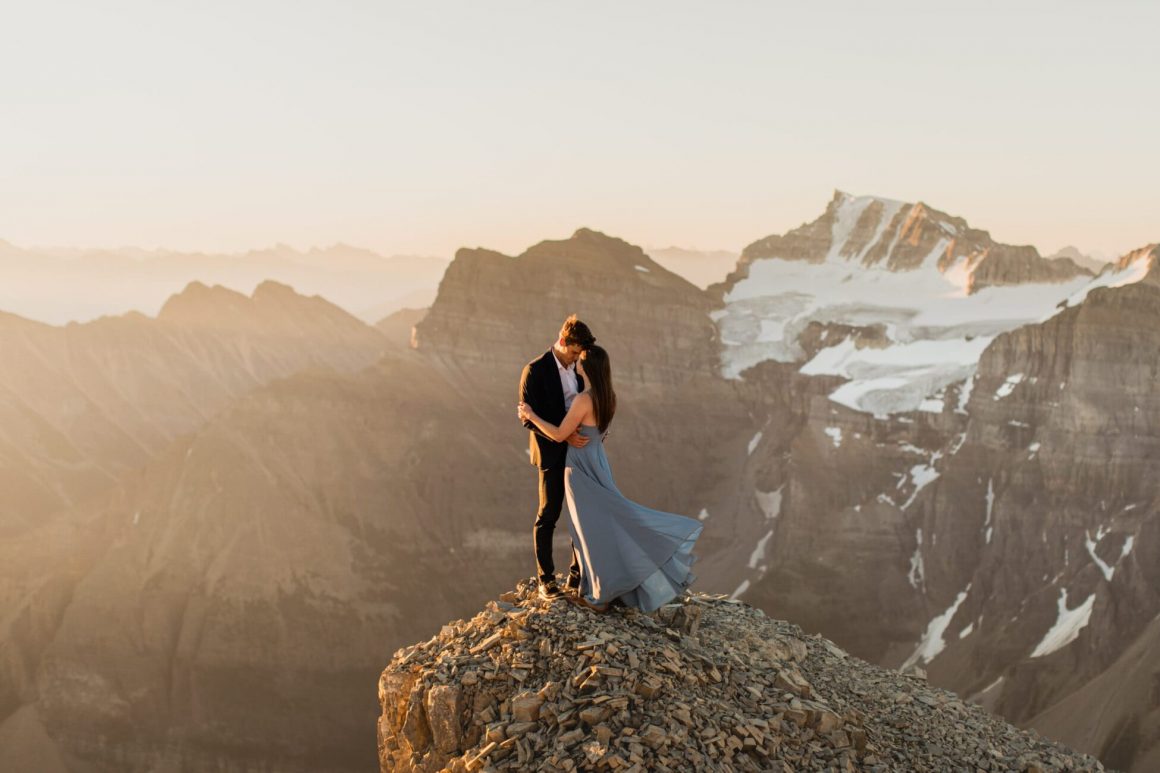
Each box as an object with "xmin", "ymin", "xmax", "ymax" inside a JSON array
[{"xmin": 378, "ymin": 580, "xmax": 1103, "ymax": 772}]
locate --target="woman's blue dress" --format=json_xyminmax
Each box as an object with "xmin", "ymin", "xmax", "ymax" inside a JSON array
[{"xmin": 563, "ymin": 424, "xmax": 703, "ymax": 612}]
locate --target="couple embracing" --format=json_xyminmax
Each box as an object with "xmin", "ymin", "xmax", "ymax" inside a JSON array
[{"xmin": 517, "ymin": 315, "xmax": 703, "ymax": 613}]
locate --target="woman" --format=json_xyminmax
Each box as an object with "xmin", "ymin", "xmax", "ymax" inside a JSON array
[{"xmin": 518, "ymin": 345, "xmax": 702, "ymax": 613}]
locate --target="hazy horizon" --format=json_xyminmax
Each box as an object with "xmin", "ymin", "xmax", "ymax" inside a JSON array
[{"xmin": 3, "ymin": 1, "xmax": 1157, "ymax": 260}]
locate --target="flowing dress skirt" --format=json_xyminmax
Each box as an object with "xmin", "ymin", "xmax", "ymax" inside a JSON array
[{"xmin": 563, "ymin": 425, "xmax": 702, "ymax": 612}]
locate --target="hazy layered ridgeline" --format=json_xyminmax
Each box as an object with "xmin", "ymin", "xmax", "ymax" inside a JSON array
[
  {"xmin": 0, "ymin": 240, "xmax": 449, "ymax": 325},
  {"xmin": 644, "ymin": 246, "xmax": 739, "ymax": 290},
  {"xmin": 0, "ymin": 281, "xmax": 389, "ymax": 536},
  {"xmin": 1, "ymin": 197, "xmax": 1158, "ymax": 771}
]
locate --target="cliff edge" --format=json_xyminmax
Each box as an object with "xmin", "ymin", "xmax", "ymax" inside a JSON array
[{"xmin": 377, "ymin": 580, "xmax": 1104, "ymax": 772}]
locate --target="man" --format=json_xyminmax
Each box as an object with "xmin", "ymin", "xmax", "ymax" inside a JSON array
[{"xmin": 518, "ymin": 315, "xmax": 596, "ymax": 600}]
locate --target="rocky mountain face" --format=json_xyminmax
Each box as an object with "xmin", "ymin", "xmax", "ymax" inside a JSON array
[
  {"xmin": 0, "ymin": 281, "xmax": 388, "ymax": 536},
  {"xmin": 415, "ymin": 228, "xmax": 719, "ymax": 389},
  {"xmin": 378, "ymin": 582, "xmax": 1103, "ymax": 772},
  {"xmin": 713, "ymin": 195, "xmax": 1160, "ymax": 770}
]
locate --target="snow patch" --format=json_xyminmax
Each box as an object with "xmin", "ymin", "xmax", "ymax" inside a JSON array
[
  {"xmin": 949, "ymin": 432, "xmax": 968, "ymax": 455},
  {"xmin": 918, "ymin": 397, "xmax": 945, "ymax": 413},
  {"xmin": 634, "ymin": 265, "xmax": 650, "ymax": 273},
  {"xmin": 1030, "ymin": 588, "xmax": 1096, "ymax": 658},
  {"xmin": 755, "ymin": 487, "xmax": 783, "ymax": 521},
  {"xmin": 994, "ymin": 373, "xmax": 1025, "ymax": 400},
  {"xmin": 824, "ymin": 426, "xmax": 843, "ymax": 448},
  {"xmin": 697, "ymin": 508, "xmax": 710, "ymax": 521},
  {"xmin": 984, "ymin": 479, "xmax": 995, "ymax": 544},
  {"xmin": 730, "ymin": 580, "xmax": 751, "ymax": 600},
  {"xmin": 956, "ymin": 375, "xmax": 976, "ymax": 414},
  {"xmin": 1085, "ymin": 527, "xmax": 1133, "ymax": 581},
  {"xmin": 907, "ymin": 528, "xmax": 925, "ymax": 590},
  {"xmin": 901, "ymin": 453, "xmax": 943, "ymax": 510},
  {"xmin": 747, "ymin": 431, "xmax": 763, "ymax": 455},
  {"xmin": 802, "ymin": 336, "xmax": 993, "ymax": 416},
  {"xmin": 903, "ymin": 583, "xmax": 972, "ymax": 668},
  {"xmin": 748, "ymin": 531, "xmax": 774, "ymax": 569}
]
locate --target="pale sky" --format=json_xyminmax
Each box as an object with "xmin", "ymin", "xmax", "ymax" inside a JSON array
[{"xmin": 2, "ymin": 0, "xmax": 1156, "ymax": 259}]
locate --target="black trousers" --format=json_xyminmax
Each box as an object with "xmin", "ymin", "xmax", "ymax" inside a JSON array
[{"xmin": 534, "ymin": 466, "xmax": 581, "ymax": 585}]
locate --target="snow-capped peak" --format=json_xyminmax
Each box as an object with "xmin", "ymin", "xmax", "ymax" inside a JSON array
[{"xmin": 714, "ymin": 194, "xmax": 1150, "ymax": 416}]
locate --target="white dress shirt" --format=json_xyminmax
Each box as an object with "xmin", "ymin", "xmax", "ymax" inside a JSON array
[{"xmin": 552, "ymin": 349, "xmax": 579, "ymax": 410}]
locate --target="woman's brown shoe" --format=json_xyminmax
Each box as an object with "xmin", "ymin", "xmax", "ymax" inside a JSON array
[{"xmin": 569, "ymin": 594, "xmax": 609, "ymax": 613}]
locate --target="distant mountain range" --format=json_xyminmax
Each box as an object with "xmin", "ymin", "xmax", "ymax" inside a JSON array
[
  {"xmin": 644, "ymin": 245, "xmax": 739, "ymax": 289},
  {"xmin": 0, "ymin": 193, "xmax": 1156, "ymax": 771},
  {"xmin": 1046, "ymin": 245, "xmax": 1112, "ymax": 274},
  {"xmin": 0, "ymin": 240, "xmax": 449, "ymax": 325}
]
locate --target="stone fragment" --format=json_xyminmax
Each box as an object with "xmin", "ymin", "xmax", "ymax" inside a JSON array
[
  {"xmin": 579, "ymin": 705, "xmax": 611, "ymax": 726},
  {"xmin": 775, "ymin": 667, "xmax": 812, "ymax": 698},
  {"xmin": 638, "ymin": 724, "xmax": 667, "ymax": 750},
  {"xmin": 558, "ymin": 728, "xmax": 585, "ymax": 747},
  {"xmin": 505, "ymin": 721, "xmax": 537, "ymax": 737},
  {"xmin": 401, "ymin": 686, "xmax": 431, "ymax": 753},
  {"xmin": 814, "ymin": 709, "xmax": 843, "ymax": 734},
  {"xmin": 511, "ymin": 691, "xmax": 544, "ymax": 722},
  {"xmin": 636, "ymin": 677, "xmax": 662, "ymax": 699},
  {"xmin": 469, "ymin": 633, "xmax": 502, "ymax": 655},
  {"xmin": 465, "ymin": 740, "xmax": 496, "ymax": 771},
  {"xmin": 425, "ymin": 684, "xmax": 463, "ymax": 753}
]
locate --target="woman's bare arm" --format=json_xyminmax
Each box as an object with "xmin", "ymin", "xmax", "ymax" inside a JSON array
[{"xmin": 518, "ymin": 394, "xmax": 591, "ymax": 442}]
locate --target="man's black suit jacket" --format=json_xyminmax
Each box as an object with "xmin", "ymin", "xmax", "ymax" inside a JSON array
[{"xmin": 519, "ymin": 349, "xmax": 584, "ymax": 470}]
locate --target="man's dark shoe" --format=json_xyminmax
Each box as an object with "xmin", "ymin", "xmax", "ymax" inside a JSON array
[
  {"xmin": 565, "ymin": 576, "xmax": 582, "ymax": 593},
  {"xmin": 538, "ymin": 581, "xmax": 564, "ymax": 600}
]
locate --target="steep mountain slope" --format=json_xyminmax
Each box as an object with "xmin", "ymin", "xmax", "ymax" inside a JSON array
[
  {"xmin": 725, "ymin": 210, "xmax": 1160, "ymax": 771},
  {"xmin": 2, "ymin": 348, "xmax": 503, "ymax": 771},
  {"xmin": 0, "ymin": 281, "xmax": 388, "ymax": 534}
]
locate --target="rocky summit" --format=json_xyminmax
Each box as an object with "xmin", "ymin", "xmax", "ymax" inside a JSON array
[{"xmin": 377, "ymin": 581, "xmax": 1102, "ymax": 772}]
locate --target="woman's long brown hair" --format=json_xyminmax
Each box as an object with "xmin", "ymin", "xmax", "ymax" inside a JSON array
[{"xmin": 581, "ymin": 345, "xmax": 616, "ymax": 433}]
